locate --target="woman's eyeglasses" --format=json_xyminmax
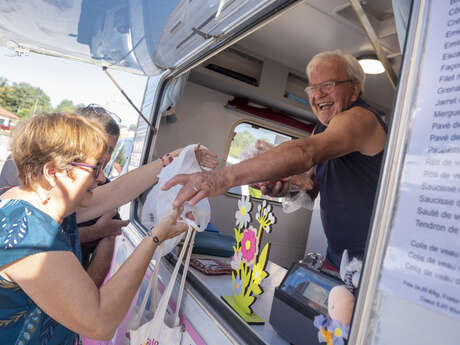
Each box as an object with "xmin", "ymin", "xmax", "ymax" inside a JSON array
[
  {"xmin": 70, "ymin": 161, "xmax": 104, "ymax": 178},
  {"xmin": 78, "ymin": 104, "xmax": 122, "ymax": 124}
]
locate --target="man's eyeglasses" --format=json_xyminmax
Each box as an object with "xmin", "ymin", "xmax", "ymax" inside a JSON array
[
  {"xmin": 69, "ymin": 161, "xmax": 104, "ymax": 178},
  {"xmin": 304, "ymin": 79, "xmax": 353, "ymax": 96}
]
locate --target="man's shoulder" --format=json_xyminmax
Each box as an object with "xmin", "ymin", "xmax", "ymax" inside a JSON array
[
  {"xmin": 351, "ymin": 99, "xmax": 386, "ymax": 130},
  {"xmin": 345, "ymin": 103, "xmax": 387, "ymax": 155},
  {"xmin": 342, "ymin": 102, "xmax": 385, "ymax": 132}
]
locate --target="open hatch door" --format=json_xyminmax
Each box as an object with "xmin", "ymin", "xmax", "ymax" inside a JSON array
[{"xmin": 0, "ymin": 0, "xmax": 298, "ymax": 76}]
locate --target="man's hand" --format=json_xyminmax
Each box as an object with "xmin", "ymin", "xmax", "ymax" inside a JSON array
[
  {"xmin": 162, "ymin": 170, "xmax": 228, "ymax": 208},
  {"xmin": 253, "ymin": 179, "xmax": 290, "ymax": 197},
  {"xmin": 289, "ymin": 173, "xmax": 315, "ymax": 191},
  {"xmin": 255, "ymin": 173, "xmax": 316, "ymax": 198}
]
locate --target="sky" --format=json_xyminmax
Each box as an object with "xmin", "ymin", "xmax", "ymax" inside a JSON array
[{"xmin": 0, "ymin": 46, "xmax": 147, "ymax": 127}]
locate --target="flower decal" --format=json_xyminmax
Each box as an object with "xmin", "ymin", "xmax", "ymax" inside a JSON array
[
  {"xmin": 313, "ymin": 314, "xmax": 349, "ymax": 345},
  {"xmin": 231, "ymin": 251, "xmax": 242, "ymax": 271},
  {"xmin": 225, "ymin": 195, "xmax": 275, "ymax": 318},
  {"xmin": 252, "ymin": 256, "xmax": 268, "ymax": 286},
  {"xmin": 234, "ymin": 276, "xmax": 243, "ymax": 296},
  {"xmin": 257, "ymin": 200, "xmax": 276, "ymax": 233},
  {"xmin": 327, "ymin": 319, "xmax": 349, "ymax": 345},
  {"xmin": 235, "ymin": 195, "xmax": 252, "ymax": 229},
  {"xmin": 313, "ymin": 314, "xmax": 331, "ymax": 330},
  {"xmin": 240, "ymin": 226, "xmax": 258, "ymax": 265}
]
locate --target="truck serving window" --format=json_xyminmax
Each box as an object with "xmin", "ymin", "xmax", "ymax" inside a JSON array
[{"xmin": 226, "ymin": 121, "xmax": 295, "ymax": 202}]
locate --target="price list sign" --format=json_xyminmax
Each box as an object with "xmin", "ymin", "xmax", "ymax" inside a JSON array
[{"xmin": 380, "ymin": 0, "xmax": 460, "ymax": 320}]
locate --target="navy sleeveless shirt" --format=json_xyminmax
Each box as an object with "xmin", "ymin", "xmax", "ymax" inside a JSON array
[{"xmin": 314, "ymin": 98, "xmax": 387, "ymax": 265}]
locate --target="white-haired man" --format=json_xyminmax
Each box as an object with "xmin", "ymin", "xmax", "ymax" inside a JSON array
[{"xmin": 164, "ymin": 50, "xmax": 387, "ymax": 270}]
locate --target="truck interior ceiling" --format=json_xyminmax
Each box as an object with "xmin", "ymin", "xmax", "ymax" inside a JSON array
[{"xmin": 139, "ymin": 0, "xmax": 402, "ymax": 268}]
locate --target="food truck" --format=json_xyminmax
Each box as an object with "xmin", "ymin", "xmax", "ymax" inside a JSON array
[{"xmin": 0, "ymin": 0, "xmax": 458, "ymax": 344}]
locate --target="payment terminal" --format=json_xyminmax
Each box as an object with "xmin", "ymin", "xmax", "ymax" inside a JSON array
[{"xmin": 269, "ymin": 262, "xmax": 342, "ymax": 345}]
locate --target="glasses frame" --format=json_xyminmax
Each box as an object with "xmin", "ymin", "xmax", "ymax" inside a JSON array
[
  {"xmin": 304, "ymin": 79, "xmax": 353, "ymax": 96},
  {"xmin": 69, "ymin": 161, "xmax": 104, "ymax": 179},
  {"xmin": 79, "ymin": 104, "xmax": 122, "ymax": 124}
]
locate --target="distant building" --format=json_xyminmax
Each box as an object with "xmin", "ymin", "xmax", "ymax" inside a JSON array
[{"xmin": 0, "ymin": 106, "xmax": 19, "ymax": 130}]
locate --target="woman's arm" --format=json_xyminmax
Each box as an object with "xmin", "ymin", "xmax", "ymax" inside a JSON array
[
  {"xmin": 77, "ymin": 145, "xmax": 219, "ymax": 223},
  {"xmin": 2, "ymin": 208, "xmax": 187, "ymax": 340},
  {"xmin": 79, "ymin": 210, "xmax": 129, "ymax": 243},
  {"xmin": 77, "ymin": 157, "xmax": 165, "ymax": 223},
  {"xmin": 86, "ymin": 236, "xmax": 116, "ymax": 287}
]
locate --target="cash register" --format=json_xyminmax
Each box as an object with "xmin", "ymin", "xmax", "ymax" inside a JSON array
[{"xmin": 269, "ymin": 254, "xmax": 342, "ymax": 345}]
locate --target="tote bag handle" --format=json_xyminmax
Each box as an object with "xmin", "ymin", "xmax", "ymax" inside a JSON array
[
  {"xmin": 154, "ymin": 224, "xmax": 195, "ymax": 327},
  {"xmin": 130, "ymin": 244, "xmax": 163, "ymax": 328},
  {"xmin": 172, "ymin": 229, "xmax": 196, "ymax": 326}
]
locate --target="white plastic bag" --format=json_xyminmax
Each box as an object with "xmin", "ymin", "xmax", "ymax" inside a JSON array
[
  {"xmin": 282, "ymin": 190, "xmax": 314, "ymax": 213},
  {"xmin": 141, "ymin": 144, "xmax": 210, "ymax": 256}
]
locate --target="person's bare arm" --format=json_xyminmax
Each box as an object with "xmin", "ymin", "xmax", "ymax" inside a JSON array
[
  {"xmin": 77, "ymin": 158, "xmax": 164, "ymax": 223},
  {"xmin": 2, "ymin": 209, "xmax": 187, "ymax": 340},
  {"xmin": 77, "ymin": 145, "xmax": 219, "ymax": 223},
  {"xmin": 164, "ymin": 107, "xmax": 386, "ymax": 208},
  {"xmin": 86, "ymin": 236, "xmax": 116, "ymax": 287},
  {"xmin": 79, "ymin": 210, "xmax": 129, "ymax": 243}
]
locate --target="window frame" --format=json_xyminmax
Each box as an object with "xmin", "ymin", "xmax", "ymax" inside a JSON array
[{"xmin": 223, "ymin": 118, "xmax": 301, "ymax": 203}]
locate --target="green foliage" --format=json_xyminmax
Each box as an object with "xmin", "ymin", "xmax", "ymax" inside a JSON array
[
  {"xmin": 0, "ymin": 77, "xmax": 84, "ymax": 118},
  {"xmin": 234, "ymin": 226, "xmax": 243, "ymax": 246},
  {"xmin": 56, "ymin": 99, "xmax": 84, "ymax": 113},
  {"xmin": 229, "ymin": 130, "xmax": 256, "ymax": 159},
  {"xmin": 0, "ymin": 81, "xmax": 52, "ymax": 117},
  {"xmin": 114, "ymin": 146, "xmax": 126, "ymax": 168}
]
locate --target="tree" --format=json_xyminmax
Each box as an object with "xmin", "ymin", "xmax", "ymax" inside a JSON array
[
  {"xmin": 56, "ymin": 99, "xmax": 84, "ymax": 113},
  {"xmin": 229, "ymin": 130, "xmax": 256, "ymax": 159},
  {"xmin": 0, "ymin": 76, "xmax": 85, "ymax": 118},
  {"xmin": 0, "ymin": 81, "xmax": 52, "ymax": 117}
]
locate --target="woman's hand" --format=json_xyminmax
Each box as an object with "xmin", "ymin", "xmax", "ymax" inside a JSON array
[
  {"xmin": 94, "ymin": 209, "xmax": 130, "ymax": 238},
  {"xmin": 194, "ymin": 144, "xmax": 219, "ymax": 170},
  {"xmin": 163, "ymin": 145, "xmax": 218, "ymax": 170},
  {"xmin": 152, "ymin": 206, "xmax": 188, "ymax": 242}
]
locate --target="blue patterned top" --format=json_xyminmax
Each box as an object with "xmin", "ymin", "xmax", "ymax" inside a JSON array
[{"xmin": 0, "ymin": 199, "xmax": 81, "ymax": 345}]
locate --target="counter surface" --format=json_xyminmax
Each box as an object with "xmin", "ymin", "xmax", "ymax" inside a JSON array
[{"xmin": 185, "ymin": 254, "xmax": 290, "ymax": 345}]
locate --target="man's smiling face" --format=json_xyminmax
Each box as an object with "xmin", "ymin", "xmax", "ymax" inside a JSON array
[{"xmin": 307, "ymin": 57, "xmax": 360, "ymax": 126}]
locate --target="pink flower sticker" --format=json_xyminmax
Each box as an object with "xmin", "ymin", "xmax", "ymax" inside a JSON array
[{"xmin": 240, "ymin": 226, "xmax": 258, "ymax": 265}]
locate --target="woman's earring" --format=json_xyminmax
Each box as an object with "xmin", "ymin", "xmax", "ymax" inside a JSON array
[
  {"xmin": 42, "ymin": 194, "xmax": 51, "ymax": 205},
  {"xmin": 43, "ymin": 183, "xmax": 55, "ymax": 205}
]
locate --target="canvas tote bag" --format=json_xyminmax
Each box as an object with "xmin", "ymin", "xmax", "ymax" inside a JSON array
[{"xmin": 129, "ymin": 226, "xmax": 196, "ymax": 345}]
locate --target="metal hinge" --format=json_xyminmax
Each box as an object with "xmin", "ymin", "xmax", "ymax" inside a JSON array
[{"xmin": 191, "ymin": 27, "xmax": 225, "ymax": 42}]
